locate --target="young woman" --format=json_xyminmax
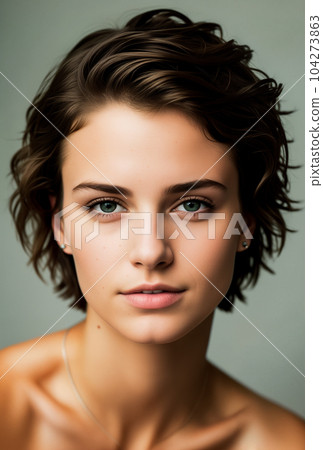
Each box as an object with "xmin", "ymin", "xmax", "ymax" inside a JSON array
[{"xmin": 1, "ymin": 9, "xmax": 304, "ymax": 450}]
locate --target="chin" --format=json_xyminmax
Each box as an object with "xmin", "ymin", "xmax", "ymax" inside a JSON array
[{"xmin": 118, "ymin": 315, "xmax": 207, "ymax": 345}]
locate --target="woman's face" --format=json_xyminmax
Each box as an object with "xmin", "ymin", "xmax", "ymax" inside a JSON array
[{"xmin": 59, "ymin": 103, "xmax": 245, "ymax": 344}]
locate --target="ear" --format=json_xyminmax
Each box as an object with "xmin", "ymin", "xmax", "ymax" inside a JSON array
[
  {"xmin": 236, "ymin": 213, "xmax": 256, "ymax": 253},
  {"xmin": 50, "ymin": 195, "xmax": 73, "ymax": 255}
]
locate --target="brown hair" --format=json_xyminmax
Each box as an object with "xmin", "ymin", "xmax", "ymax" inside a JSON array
[{"xmin": 9, "ymin": 9, "xmax": 297, "ymax": 312}]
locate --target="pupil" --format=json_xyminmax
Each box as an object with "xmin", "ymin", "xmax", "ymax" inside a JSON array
[
  {"xmin": 184, "ymin": 200, "xmax": 200, "ymax": 212},
  {"xmin": 100, "ymin": 202, "xmax": 116, "ymax": 213}
]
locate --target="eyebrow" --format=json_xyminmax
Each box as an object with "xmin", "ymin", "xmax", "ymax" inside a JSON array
[{"xmin": 72, "ymin": 179, "xmax": 226, "ymax": 196}]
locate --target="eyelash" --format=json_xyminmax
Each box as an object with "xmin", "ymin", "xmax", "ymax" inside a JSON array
[{"xmin": 85, "ymin": 196, "xmax": 215, "ymax": 220}]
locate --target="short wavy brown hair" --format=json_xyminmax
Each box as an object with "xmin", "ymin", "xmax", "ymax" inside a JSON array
[{"xmin": 9, "ymin": 9, "xmax": 297, "ymax": 312}]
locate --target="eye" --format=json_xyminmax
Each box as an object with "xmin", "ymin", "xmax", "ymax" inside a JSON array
[
  {"xmin": 174, "ymin": 198, "xmax": 214, "ymax": 213},
  {"xmin": 86, "ymin": 199, "xmax": 127, "ymax": 215}
]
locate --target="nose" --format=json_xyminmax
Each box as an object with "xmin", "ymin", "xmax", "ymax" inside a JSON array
[{"xmin": 127, "ymin": 214, "xmax": 174, "ymax": 270}]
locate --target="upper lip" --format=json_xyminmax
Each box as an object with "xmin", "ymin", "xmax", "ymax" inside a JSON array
[{"xmin": 121, "ymin": 284, "xmax": 185, "ymax": 294}]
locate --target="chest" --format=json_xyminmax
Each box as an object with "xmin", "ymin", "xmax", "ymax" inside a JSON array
[{"xmin": 22, "ymin": 414, "xmax": 247, "ymax": 450}]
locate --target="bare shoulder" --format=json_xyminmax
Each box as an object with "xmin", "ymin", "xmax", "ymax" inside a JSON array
[
  {"xmin": 0, "ymin": 331, "xmax": 66, "ymax": 446},
  {"xmin": 0, "ymin": 329, "xmax": 65, "ymax": 386},
  {"xmin": 0, "ymin": 330, "xmax": 66, "ymax": 375},
  {"xmin": 209, "ymin": 366, "xmax": 304, "ymax": 450},
  {"xmin": 0, "ymin": 343, "xmax": 32, "ymax": 446},
  {"xmin": 245, "ymin": 394, "xmax": 305, "ymax": 450}
]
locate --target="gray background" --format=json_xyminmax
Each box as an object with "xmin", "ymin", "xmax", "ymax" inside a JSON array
[{"xmin": 0, "ymin": 0, "xmax": 304, "ymax": 416}]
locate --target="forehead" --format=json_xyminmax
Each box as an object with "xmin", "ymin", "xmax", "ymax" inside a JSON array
[{"xmin": 61, "ymin": 103, "xmax": 238, "ymax": 195}]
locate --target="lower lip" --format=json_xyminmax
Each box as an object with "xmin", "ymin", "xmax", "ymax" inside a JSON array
[{"xmin": 122, "ymin": 291, "xmax": 185, "ymax": 309}]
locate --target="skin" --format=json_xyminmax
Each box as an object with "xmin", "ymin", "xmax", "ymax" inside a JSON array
[{"xmin": 0, "ymin": 103, "xmax": 304, "ymax": 449}]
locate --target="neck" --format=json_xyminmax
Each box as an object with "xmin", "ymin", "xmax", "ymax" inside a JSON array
[{"xmin": 66, "ymin": 309, "xmax": 214, "ymax": 447}]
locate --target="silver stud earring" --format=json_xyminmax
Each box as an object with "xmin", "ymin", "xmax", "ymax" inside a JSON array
[
  {"xmin": 242, "ymin": 241, "xmax": 248, "ymax": 249},
  {"xmin": 60, "ymin": 243, "xmax": 66, "ymax": 249}
]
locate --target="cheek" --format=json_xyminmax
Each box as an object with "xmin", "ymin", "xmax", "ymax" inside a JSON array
[
  {"xmin": 177, "ymin": 220, "xmax": 239, "ymax": 298},
  {"xmin": 206, "ymin": 238, "xmax": 237, "ymax": 290},
  {"xmin": 68, "ymin": 222, "xmax": 126, "ymax": 294}
]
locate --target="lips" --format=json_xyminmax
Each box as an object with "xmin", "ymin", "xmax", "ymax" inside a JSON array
[
  {"xmin": 120, "ymin": 284, "xmax": 186, "ymax": 309},
  {"xmin": 122, "ymin": 288, "xmax": 185, "ymax": 310},
  {"xmin": 121, "ymin": 284, "xmax": 184, "ymax": 295}
]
